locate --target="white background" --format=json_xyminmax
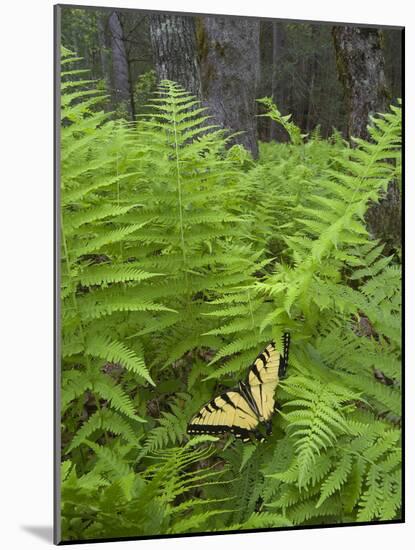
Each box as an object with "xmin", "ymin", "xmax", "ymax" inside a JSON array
[{"xmin": 1, "ymin": 0, "xmax": 412, "ymax": 548}]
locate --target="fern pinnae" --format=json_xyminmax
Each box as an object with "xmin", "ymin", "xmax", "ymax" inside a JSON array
[
  {"xmin": 85, "ymin": 335, "xmax": 154, "ymax": 386},
  {"xmin": 316, "ymin": 453, "xmax": 354, "ymax": 507},
  {"xmin": 166, "ymin": 81, "xmax": 187, "ymax": 265}
]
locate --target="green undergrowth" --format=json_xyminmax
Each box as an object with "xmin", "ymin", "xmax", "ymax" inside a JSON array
[{"xmin": 59, "ymin": 47, "xmax": 402, "ymax": 541}]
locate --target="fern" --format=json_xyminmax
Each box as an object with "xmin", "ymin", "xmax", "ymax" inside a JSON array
[
  {"xmin": 62, "ymin": 441, "xmax": 229, "ymax": 540},
  {"xmin": 316, "ymin": 454, "xmax": 353, "ymax": 507},
  {"xmin": 60, "ymin": 47, "xmax": 402, "ymax": 541},
  {"xmin": 282, "ymin": 374, "xmax": 358, "ymax": 486},
  {"xmin": 138, "ymin": 393, "xmax": 195, "ymax": 458},
  {"xmin": 257, "ymin": 97, "xmax": 307, "ymax": 145}
]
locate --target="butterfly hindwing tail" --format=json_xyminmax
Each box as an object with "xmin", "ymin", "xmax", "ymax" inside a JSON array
[{"xmin": 278, "ymin": 332, "xmax": 290, "ymax": 379}]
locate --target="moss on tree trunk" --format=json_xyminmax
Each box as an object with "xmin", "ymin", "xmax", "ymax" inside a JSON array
[
  {"xmin": 149, "ymin": 14, "xmax": 201, "ymax": 98},
  {"xmin": 332, "ymin": 26, "xmax": 389, "ymax": 140},
  {"xmin": 333, "ymin": 26, "xmax": 400, "ymax": 251},
  {"xmin": 109, "ymin": 11, "xmax": 133, "ymax": 119},
  {"xmin": 197, "ymin": 16, "xmax": 260, "ymax": 158}
]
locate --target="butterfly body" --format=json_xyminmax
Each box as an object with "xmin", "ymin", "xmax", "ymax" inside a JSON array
[{"xmin": 187, "ymin": 334, "xmax": 290, "ymax": 442}]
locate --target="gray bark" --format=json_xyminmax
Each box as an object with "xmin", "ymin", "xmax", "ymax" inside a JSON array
[
  {"xmin": 198, "ymin": 16, "xmax": 260, "ymax": 158},
  {"xmin": 97, "ymin": 14, "xmax": 111, "ymax": 89},
  {"xmin": 109, "ymin": 11, "xmax": 133, "ymax": 119},
  {"xmin": 364, "ymin": 175, "xmax": 401, "ymax": 252},
  {"xmin": 332, "ymin": 26, "xmax": 389, "ymax": 140},
  {"xmin": 258, "ymin": 21, "xmax": 273, "ymax": 141},
  {"xmin": 271, "ymin": 23, "xmax": 287, "ymax": 141},
  {"xmin": 332, "ymin": 26, "xmax": 400, "ymax": 251},
  {"xmin": 305, "ymin": 27, "xmax": 318, "ymax": 133},
  {"xmin": 149, "ymin": 14, "xmax": 201, "ymax": 97}
]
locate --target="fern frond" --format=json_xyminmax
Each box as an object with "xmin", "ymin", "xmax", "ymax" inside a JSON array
[
  {"xmin": 316, "ymin": 453, "xmax": 353, "ymax": 507},
  {"xmin": 139, "ymin": 394, "xmax": 193, "ymax": 458},
  {"xmin": 66, "ymin": 409, "xmax": 138, "ymax": 453},
  {"xmin": 85, "ymin": 335, "xmax": 154, "ymax": 386}
]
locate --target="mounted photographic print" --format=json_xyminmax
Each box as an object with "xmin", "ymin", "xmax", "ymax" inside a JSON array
[{"xmin": 54, "ymin": 3, "xmax": 404, "ymax": 545}]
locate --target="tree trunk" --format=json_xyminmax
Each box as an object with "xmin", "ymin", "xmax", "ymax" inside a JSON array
[
  {"xmin": 257, "ymin": 21, "xmax": 285, "ymax": 142},
  {"xmin": 332, "ymin": 26, "xmax": 389, "ymax": 140},
  {"xmin": 332, "ymin": 26, "xmax": 400, "ymax": 251},
  {"xmin": 270, "ymin": 23, "xmax": 282, "ymax": 141},
  {"xmin": 97, "ymin": 14, "xmax": 111, "ymax": 88},
  {"xmin": 197, "ymin": 16, "xmax": 260, "ymax": 158},
  {"xmin": 109, "ymin": 11, "xmax": 133, "ymax": 119},
  {"xmin": 257, "ymin": 21, "xmax": 273, "ymax": 141},
  {"xmin": 305, "ymin": 27, "xmax": 318, "ymax": 134},
  {"xmin": 148, "ymin": 14, "xmax": 201, "ymax": 97},
  {"xmin": 306, "ymin": 70, "xmax": 315, "ymax": 134}
]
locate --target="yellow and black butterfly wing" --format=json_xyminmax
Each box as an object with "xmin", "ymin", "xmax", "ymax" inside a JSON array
[
  {"xmin": 246, "ymin": 342, "xmax": 280, "ymax": 422},
  {"xmin": 187, "ymin": 334, "xmax": 290, "ymax": 441},
  {"xmin": 246, "ymin": 334, "xmax": 290, "ymax": 422},
  {"xmin": 187, "ymin": 390, "xmax": 259, "ymax": 440}
]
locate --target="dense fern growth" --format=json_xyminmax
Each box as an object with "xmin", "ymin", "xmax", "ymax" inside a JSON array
[
  {"xmin": 59, "ymin": 49, "xmax": 402, "ymax": 541},
  {"xmin": 60, "ymin": 47, "xmax": 160, "ymax": 463}
]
